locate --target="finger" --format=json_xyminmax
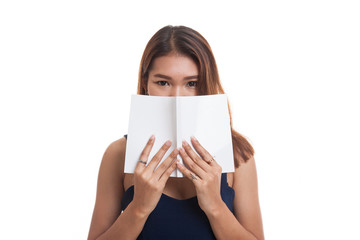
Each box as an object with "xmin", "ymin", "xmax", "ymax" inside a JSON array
[
  {"xmin": 135, "ymin": 135, "xmax": 155, "ymax": 170},
  {"xmin": 154, "ymin": 148, "xmax": 179, "ymax": 180},
  {"xmin": 182, "ymin": 140, "xmax": 211, "ymax": 172},
  {"xmin": 159, "ymin": 158, "xmax": 179, "ymax": 184},
  {"xmin": 176, "ymin": 162, "xmax": 201, "ymax": 184},
  {"xmin": 190, "ymin": 136, "xmax": 216, "ymax": 165},
  {"xmin": 146, "ymin": 140, "xmax": 172, "ymax": 172},
  {"xmin": 179, "ymin": 147, "xmax": 206, "ymax": 179}
]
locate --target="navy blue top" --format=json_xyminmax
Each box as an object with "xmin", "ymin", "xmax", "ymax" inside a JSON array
[{"xmin": 121, "ymin": 134, "xmax": 235, "ymax": 239}]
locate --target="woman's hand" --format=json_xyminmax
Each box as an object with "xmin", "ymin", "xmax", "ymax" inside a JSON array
[
  {"xmin": 176, "ymin": 136, "xmax": 224, "ymax": 214},
  {"xmin": 132, "ymin": 135, "xmax": 179, "ymax": 217}
]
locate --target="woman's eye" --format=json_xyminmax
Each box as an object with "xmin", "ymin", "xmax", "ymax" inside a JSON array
[
  {"xmin": 156, "ymin": 81, "xmax": 169, "ymax": 86},
  {"xmin": 187, "ymin": 81, "xmax": 197, "ymax": 87}
]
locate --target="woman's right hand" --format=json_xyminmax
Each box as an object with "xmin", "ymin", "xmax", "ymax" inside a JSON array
[{"xmin": 132, "ymin": 135, "xmax": 179, "ymax": 216}]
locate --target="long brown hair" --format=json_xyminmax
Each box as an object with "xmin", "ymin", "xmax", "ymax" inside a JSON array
[{"xmin": 137, "ymin": 25, "xmax": 254, "ymax": 167}]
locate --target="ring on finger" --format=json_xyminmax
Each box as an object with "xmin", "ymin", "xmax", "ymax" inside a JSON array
[
  {"xmin": 190, "ymin": 172, "xmax": 198, "ymax": 180},
  {"xmin": 207, "ymin": 156, "xmax": 215, "ymax": 163},
  {"xmin": 138, "ymin": 160, "xmax": 147, "ymax": 165}
]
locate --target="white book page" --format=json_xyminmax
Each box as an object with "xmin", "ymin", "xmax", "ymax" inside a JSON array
[
  {"xmin": 177, "ymin": 94, "xmax": 234, "ymax": 176},
  {"xmin": 124, "ymin": 95, "xmax": 177, "ymax": 175},
  {"xmin": 124, "ymin": 94, "xmax": 234, "ymax": 178}
]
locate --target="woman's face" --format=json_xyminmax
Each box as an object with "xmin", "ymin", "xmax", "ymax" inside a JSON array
[{"xmin": 146, "ymin": 54, "xmax": 199, "ymax": 96}]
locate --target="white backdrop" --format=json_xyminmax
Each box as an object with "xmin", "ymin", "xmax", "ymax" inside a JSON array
[{"xmin": 1, "ymin": 0, "xmax": 359, "ymax": 239}]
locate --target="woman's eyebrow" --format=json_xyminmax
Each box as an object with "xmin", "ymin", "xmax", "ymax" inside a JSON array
[
  {"xmin": 153, "ymin": 74, "xmax": 171, "ymax": 80},
  {"xmin": 153, "ymin": 74, "xmax": 199, "ymax": 80},
  {"xmin": 183, "ymin": 75, "xmax": 199, "ymax": 80}
]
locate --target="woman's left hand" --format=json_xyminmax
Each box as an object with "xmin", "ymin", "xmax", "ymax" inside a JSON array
[{"xmin": 176, "ymin": 136, "xmax": 224, "ymax": 214}]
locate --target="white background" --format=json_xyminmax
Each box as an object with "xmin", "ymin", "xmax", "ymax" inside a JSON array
[{"xmin": 1, "ymin": 0, "xmax": 359, "ymax": 239}]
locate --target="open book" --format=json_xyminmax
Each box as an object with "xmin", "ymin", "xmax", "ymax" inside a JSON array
[{"xmin": 124, "ymin": 94, "xmax": 234, "ymax": 177}]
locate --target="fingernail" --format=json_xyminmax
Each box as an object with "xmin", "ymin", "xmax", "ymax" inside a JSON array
[
  {"xmin": 165, "ymin": 140, "xmax": 172, "ymax": 146},
  {"xmin": 191, "ymin": 136, "xmax": 197, "ymax": 142},
  {"xmin": 179, "ymin": 147, "xmax": 185, "ymax": 153},
  {"xmin": 182, "ymin": 140, "xmax": 188, "ymax": 146},
  {"xmin": 150, "ymin": 135, "xmax": 155, "ymax": 141}
]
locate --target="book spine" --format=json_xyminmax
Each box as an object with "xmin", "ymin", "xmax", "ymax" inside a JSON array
[{"xmin": 175, "ymin": 97, "xmax": 183, "ymax": 177}]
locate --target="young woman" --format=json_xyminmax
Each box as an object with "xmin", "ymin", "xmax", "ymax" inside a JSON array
[{"xmin": 88, "ymin": 25, "xmax": 264, "ymax": 240}]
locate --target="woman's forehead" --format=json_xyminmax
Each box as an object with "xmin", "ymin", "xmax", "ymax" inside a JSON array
[{"xmin": 149, "ymin": 55, "xmax": 199, "ymax": 76}]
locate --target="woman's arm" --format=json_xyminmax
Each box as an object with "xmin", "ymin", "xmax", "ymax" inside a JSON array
[
  {"xmin": 88, "ymin": 136, "xmax": 179, "ymax": 240},
  {"xmin": 88, "ymin": 138, "xmax": 146, "ymax": 240},
  {"xmin": 177, "ymin": 138, "xmax": 264, "ymax": 240},
  {"xmin": 205, "ymin": 156, "xmax": 264, "ymax": 240}
]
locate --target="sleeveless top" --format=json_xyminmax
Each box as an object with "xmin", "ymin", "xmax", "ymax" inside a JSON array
[{"xmin": 121, "ymin": 134, "xmax": 235, "ymax": 240}]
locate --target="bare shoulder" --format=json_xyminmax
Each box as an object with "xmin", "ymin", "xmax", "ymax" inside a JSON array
[
  {"xmin": 233, "ymin": 155, "xmax": 259, "ymax": 206},
  {"xmin": 104, "ymin": 137, "xmax": 127, "ymax": 161},
  {"xmin": 97, "ymin": 137, "xmax": 128, "ymax": 192},
  {"xmin": 233, "ymin": 156, "xmax": 264, "ymax": 240},
  {"xmin": 233, "ymin": 156, "xmax": 258, "ymax": 183},
  {"xmin": 88, "ymin": 137, "xmax": 127, "ymax": 240},
  {"xmin": 102, "ymin": 137, "xmax": 127, "ymax": 171},
  {"xmin": 97, "ymin": 137, "xmax": 127, "ymax": 180}
]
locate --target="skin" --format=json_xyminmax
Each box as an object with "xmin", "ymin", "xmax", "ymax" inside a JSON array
[
  {"xmin": 146, "ymin": 53, "xmax": 199, "ymax": 96},
  {"xmin": 88, "ymin": 53, "xmax": 264, "ymax": 240}
]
